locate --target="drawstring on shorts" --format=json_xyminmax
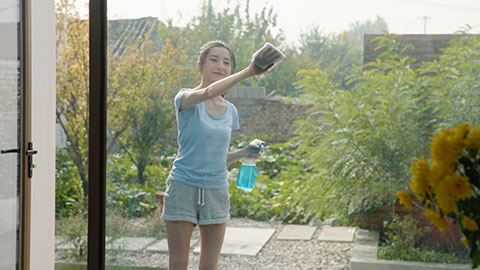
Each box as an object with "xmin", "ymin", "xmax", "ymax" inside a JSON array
[{"xmin": 197, "ymin": 188, "xmax": 205, "ymax": 206}]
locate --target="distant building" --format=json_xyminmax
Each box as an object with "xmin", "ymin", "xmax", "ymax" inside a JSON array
[{"xmin": 363, "ymin": 34, "xmax": 462, "ymax": 65}]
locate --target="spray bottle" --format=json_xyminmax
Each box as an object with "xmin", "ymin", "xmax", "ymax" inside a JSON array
[{"xmin": 236, "ymin": 139, "xmax": 265, "ymax": 192}]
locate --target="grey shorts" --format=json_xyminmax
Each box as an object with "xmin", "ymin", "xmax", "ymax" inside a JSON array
[{"xmin": 161, "ymin": 180, "xmax": 230, "ymax": 225}]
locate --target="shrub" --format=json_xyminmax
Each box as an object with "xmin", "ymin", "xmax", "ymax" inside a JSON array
[
  {"xmin": 56, "ymin": 147, "xmax": 84, "ymax": 218},
  {"xmin": 378, "ymin": 215, "xmax": 469, "ymax": 264},
  {"xmin": 56, "ymin": 215, "xmax": 88, "ymax": 262},
  {"xmin": 292, "ymin": 33, "xmax": 436, "ymax": 224},
  {"xmin": 228, "ymin": 140, "xmax": 313, "ymax": 224},
  {"xmin": 105, "ymin": 150, "xmax": 172, "ymax": 217}
]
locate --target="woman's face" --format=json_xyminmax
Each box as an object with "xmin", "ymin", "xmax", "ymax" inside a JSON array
[{"xmin": 198, "ymin": 46, "xmax": 233, "ymax": 85}]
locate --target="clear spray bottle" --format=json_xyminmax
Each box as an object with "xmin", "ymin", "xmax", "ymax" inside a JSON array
[{"xmin": 236, "ymin": 139, "xmax": 265, "ymax": 192}]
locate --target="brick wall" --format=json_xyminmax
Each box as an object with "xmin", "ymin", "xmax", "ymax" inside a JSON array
[{"xmin": 229, "ymin": 96, "xmax": 312, "ymax": 143}]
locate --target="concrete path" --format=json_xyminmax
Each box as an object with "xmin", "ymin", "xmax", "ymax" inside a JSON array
[
  {"xmin": 146, "ymin": 237, "xmax": 199, "ymax": 253},
  {"xmin": 318, "ymin": 226, "xmax": 356, "ymax": 242},
  {"xmin": 192, "ymin": 227, "xmax": 276, "ymax": 256},
  {"xmin": 277, "ymin": 224, "xmax": 317, "ymax": 240},
  {"xmin": 56, "ymin": 225, "xmax": 357, "ymax": 256},
  {"xmin": 109, "ymin": 237, "xmax": 156, "ymax": 251}
]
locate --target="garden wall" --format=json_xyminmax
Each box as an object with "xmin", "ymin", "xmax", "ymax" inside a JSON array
[{"xmin": 227, "ymin": 87, "xmax": 312, "ymax": 143}]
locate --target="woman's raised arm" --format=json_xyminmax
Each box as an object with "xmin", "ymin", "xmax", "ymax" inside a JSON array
[{"xmin": 179, "ymin": 62, "xmax": 272, "ymax": 111}]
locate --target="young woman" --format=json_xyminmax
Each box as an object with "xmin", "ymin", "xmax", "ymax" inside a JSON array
[{"xmin": 161, "ymin": 41, "xmax": 272, "ymax": 270}]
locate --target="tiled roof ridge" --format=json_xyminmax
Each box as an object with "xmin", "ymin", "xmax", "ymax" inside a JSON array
[{"xmin": 109, "ymin": 17, "xmax": 159, "ymax": 57}]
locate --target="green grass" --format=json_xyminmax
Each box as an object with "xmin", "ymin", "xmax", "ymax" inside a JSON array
[{"xmin": 55, "ymin": 263, "xmax": 166, "ymax": 270}]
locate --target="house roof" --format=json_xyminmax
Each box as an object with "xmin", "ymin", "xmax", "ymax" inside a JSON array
[{"xmin": 108, "ymin": 17, "xmax": 160, "ymax": 56}]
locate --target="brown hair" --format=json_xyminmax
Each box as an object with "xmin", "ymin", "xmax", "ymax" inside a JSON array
[{"xmin": 198, "ymin": 40, "xmax": 236, "ymax": 73}]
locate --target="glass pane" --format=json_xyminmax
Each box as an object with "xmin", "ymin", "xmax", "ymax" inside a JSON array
[
  {"xmin": 105, "ymin": 15, "xmax": 169, "ymax": 269},
  {"xmin": 104, "ymin": 1, "xmax": 478, "ymax": 269},
  {"xmin": 0, "ymin": 0, "xmax": 20, "ymax": 269},
  {"xmin": 55, "ymin": 0, "xmax": 89, "ymax": 266}
]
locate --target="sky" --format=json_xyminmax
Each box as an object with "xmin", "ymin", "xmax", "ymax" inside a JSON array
[{"xmin": 98, "ymin": 0, "xmax": 480, "ymax": 45}]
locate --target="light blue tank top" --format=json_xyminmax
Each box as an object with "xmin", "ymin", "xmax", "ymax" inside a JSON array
[{"xmin": 168, "ymin": 89, "xmax": 240, "ymax": 189}]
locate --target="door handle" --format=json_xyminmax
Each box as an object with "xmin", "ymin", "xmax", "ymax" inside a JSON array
[
  {"xmin": 1, "ymin": 144, "xmax": 37, "ymax": 178},
  {"xmin": 26, "ymin": 142, "xmax": 37, "ymax": 178},
  {"xmin": 1, "ymin": 148, "xmax": 19, "ymax": 154}
]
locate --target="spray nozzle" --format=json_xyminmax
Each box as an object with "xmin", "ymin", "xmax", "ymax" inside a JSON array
[{"xmin": 250, "ymin": 139, "xmax": 265, "ymax": 153}]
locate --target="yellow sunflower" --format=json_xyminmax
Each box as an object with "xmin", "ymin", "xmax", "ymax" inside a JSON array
[
  {"xmin": 462, "ymin": 217, "xmax": 479, "ymax": 231},
  {"xmin": 434, "ymin": 178, "xmax": 458, "ymax": 214},
  {"xmin": 461, "ymin": 237, "xmax": 470, "ymax": 248},
  {"xmin": 410, "ymin": 156, "xmax": 429, "ymax": 201},
  {"xmin": 428, "ymin": 161, "xmax": 452, "ymax": 187},
  {"xmin": 430, "ymin": 128, "xmax": 464, "ymax": 166},
  {"xmin": 444, "ymin": 174, "xmax": 472, "ymax": 200},
  {"xmin": 453, "ymin": 123, "xmax": 470, "ymax": 144},
  {"xmin": 466, "ymin": 127, "xmax": 480, "ymax": 149},
  {"xmin": 397, "ymin": 190, "xmax": 413, "ymax": 209},
  {"xmin": 424, "ymin": 208, "xmax": 450, "ymax": 232}
]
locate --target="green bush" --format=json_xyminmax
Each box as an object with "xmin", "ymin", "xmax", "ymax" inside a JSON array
[
  {"xmin": 56, "ymin": 215, "xmax": 88, "ymax": 262},
  {"xmin": 378, "ymin": 215, "xmax": 469, "ymax": 264},
  {"xmin": 56, "ymin": 147, "xmax": 84, "ymax": 218},
  {"xmin": 292, "ymin": 33, "xmax": 436, "ymax": 224},
  {"xmin": 228, "ymin": 140, "xmax": 313, "ymax": 224},
  {"xmin": 422, "ymin": 31, "xmax": 480, "ymax": 128},
  {"xmin": 106, "ymin": 151, "xmax": 171, "ymax": 217}
]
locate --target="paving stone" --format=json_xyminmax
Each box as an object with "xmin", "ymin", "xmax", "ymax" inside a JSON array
[
  {"xmin": 55, "ymin": 236, "xmax": 75, "ymax": 250},
  {"xmin": 193, "ymin": 227, "xmax": 275, "ymax": 256},
  {"xmin": 146, "ymin": 237, "xmax": 199, "ymax": 253},
  {"xmin": 57, "ymin": 236, "xmax": 109, "ymax": 250},
  {"xmin": 318, "ymin": 226, "xmax": 356, "ymax": 242},
  {"xmin": 277, "ymin": 225, "xmax": 317, "ymax": 240},
  {"xmin": 109, "ymin": 237, "xmax": 156, "ymax": 251}
]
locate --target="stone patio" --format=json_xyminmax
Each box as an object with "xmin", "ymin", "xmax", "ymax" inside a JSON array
[
  {"xmin": 318, "ymin": 226, "xmax": 357, "ymax": 243},
  {"xmin": 193, "ymin": 227, "xmax": 276, "ymax": 256},
  {"xmin": 56, "ymin": 225, "xmax": 358, "ymax": 257},
  {"xmin": 277, "ymin": 224, "xmax": 317, "ymax": 240}
]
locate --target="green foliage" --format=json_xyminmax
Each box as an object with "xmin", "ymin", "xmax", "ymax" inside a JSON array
[
  {"xmin": 106, "ymin": 215, "xmax": 166, "ymax": 241},
  {"xmin": 293, "ymin": 33, "xmax": 435, "ymax": 223},
  {"xmin": 108, "ymin": 39, "xmax": 196, "ymax": 185},
  {"xmin": 184, "ymin": 0, "xmax": 284, "ymax": 70},
  {"xmin": 106, "ymin": 182, "xmax": 157, "ymax": 217},
  {"xmin": 106, "ymin": 151, "xmax": 172, "ymax": 217},
  {"xmin": 56, "ymin": 215, "xmax": 88, "ymax": 262},
  {"xmin": 56, "ymin": 0, "xmax": 89, "ymax": 197},
  {"xmin": 298, "ymin": 29, "xmax": 362, "ymax": 90},
  {"xmin": 421, "ymin": 31, "xmax": 480, "ymax": 128},
  {"xmin": 157, "ymin": 0, "xmax": 306, "ymax": 96},
  {"xmin": 56, "ymin": 0, "xmax": 194, "ymax": 218},
  {"xmin": 228, "ymin": 141, "xmax": 312, "ymax": 224},
  {"xmin": 378, "ymin": 215, "xmax": 469, "ymax": 264},
  {"xmin": 346, "ymin": 16, "xmax": 388, "ymax": 49},
  {"xmin": 56, "ymin": 148, "xmax": 84, "ymax": 218}
]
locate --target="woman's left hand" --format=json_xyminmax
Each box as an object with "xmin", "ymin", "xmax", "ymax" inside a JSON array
[{"xmin": 243, "ymin": 143, "xmax": 264, "ymax": 159}]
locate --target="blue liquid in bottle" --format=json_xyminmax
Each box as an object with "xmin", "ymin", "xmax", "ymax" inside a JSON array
[
  {"xmin": 236, "ymin": 164, "xmax": 258, "ymax": 192},
  {"xmin": 236, "ymin": 139, "xmax": 264, "ymax": 192}
]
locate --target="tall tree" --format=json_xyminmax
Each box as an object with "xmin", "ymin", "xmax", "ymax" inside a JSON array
[
  {"xmin": 56, "ymin": 0, "xmax": 89, "ymax": 197},
  {"xmin": 298, "ymin": 28, "xmax": 362, "ymax": 90},
  {"xmin": 108, "ymin": 39, "xmax": 196, "ymax": 184},
  {"xmin": 347, "ymin": 16, "xmax": 389, "ymax": 49},
  {"xmin": 56, "ymin": 0, "xmax": 196, "ymax": 195},
  {"xmin": 181, "ymin": 0, "xmax": 307, "ymax": 96}
]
